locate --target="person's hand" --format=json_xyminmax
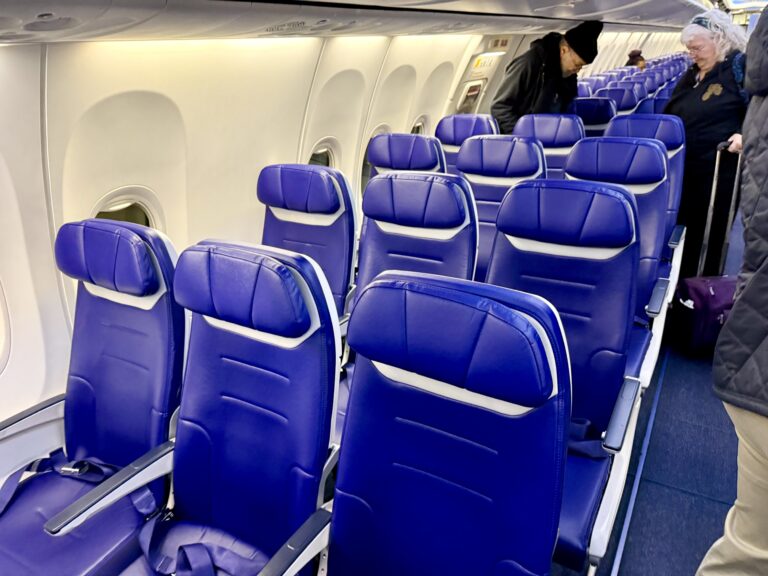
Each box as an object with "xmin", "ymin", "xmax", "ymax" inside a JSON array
[{"xmin": 727, "ymin": 133, "xmax": 743, "ymax": 153}]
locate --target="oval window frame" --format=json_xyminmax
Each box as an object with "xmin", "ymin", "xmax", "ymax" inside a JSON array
[{"xmin": 90, "ymin": 185, "xmax": 166, "ymax": 232}]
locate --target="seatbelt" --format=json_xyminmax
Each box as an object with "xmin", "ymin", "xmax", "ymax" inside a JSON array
[
  {"xmin": 0, "ymin": 449, "xmax": 156, "ymax": 517},
  {"xmin": 139, "ymin": 516, "xmax": 263, "ymax": 576},
  {"xmin": 568, "ymin": 418, "xmax": 610, "ymax": 459}
]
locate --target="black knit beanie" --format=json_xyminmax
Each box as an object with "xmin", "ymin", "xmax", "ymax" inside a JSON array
[{"xmin": 564, "ymin": 20, "xmax": 604, "ymax": 64}]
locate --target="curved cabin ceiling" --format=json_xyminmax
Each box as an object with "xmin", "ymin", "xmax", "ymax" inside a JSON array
[{"xmin": 0, "ymin": 0, "xmax": 712, "ymax": 43}]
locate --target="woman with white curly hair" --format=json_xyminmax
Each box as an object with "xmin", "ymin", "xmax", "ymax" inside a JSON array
[{"xmin": 665, "ymin": 9, "xmax": 749, "ymax": 279}]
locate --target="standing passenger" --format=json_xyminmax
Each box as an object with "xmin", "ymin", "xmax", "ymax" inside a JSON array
[
  {"xmin": 665, "ymin": 10, "xmax": 748, "ymax": 278},
  {"xmin": 490, "ymin": 21, "xmax": 603, "ymax": 133},
  {"xmin": 698, "ymin": 7, "xmax": 768, "ymax": 574}
]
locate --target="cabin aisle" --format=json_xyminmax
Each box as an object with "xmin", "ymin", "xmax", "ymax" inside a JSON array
[{"xmin": 553, "ymin": 348, "xmax": 738, "ymax": 576}]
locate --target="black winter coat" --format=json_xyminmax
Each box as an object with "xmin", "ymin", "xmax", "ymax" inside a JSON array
[
  {"xmin": 490, "ymin": 33, "xmax": 578, "ymax": 134},
  {"xmin": 713, "ymin": 8, "xmax": 768, "ymax": 416}
]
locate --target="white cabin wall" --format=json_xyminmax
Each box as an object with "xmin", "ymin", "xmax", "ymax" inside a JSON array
[
  {"xmin": 0, "ymin": 46, "xmax": 71, "ymax": 418},
  {"xmin": 298, "ymin": 36, "xmax": 391, "ymax": 200}
]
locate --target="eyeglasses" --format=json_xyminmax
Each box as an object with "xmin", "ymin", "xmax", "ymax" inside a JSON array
[{"xmin": 686, "ymin": 45, "xmax": 707, "ymax": 54}]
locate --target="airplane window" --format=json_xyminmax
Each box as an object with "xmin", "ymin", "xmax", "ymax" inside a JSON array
[
  {"xmin": 410, "ymin": 122, "xmax": 425, "ymax": 135},
  {"xmin": 309, "ymin": 148, "xmax": 333, "ymax": 167},
  {"xmin": 96, "ymin": 201, "xmax": 151, "ymax": 227}
]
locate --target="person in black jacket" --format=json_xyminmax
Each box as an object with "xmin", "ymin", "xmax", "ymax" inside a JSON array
[
  {"xmin": 490, "ymin": 20, "xmax": 603, "ymax": 134},
  {"xmin": 665, "ymin": 10, "xmax": 748, "ymax": 278},
  {"xmin": 698, "ymin": 7, "xmax": 768, "ymax": 575}
]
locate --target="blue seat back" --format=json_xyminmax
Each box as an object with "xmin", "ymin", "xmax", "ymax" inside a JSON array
[
  {"xmin": 577, "ymin": 81, "xmax": 592, "ymax": 97},
  {"xmin": 569, "ymin": 97, "xmax": 617, "ymax": 136},
  {"xmin": 583, "ymin": 76, "xmax": 607, "ymax": 93},
  {"xmin": 356, "ymin": 172, "xmax": 478, "ymax": 292},
  {"xmin": 367, "ymin": 133, "xmax": 446, "ymax": 178},
  {"xmin": 456, "ymin": 135, "xmax": 545, "ymax": 281},
  {"xmin": 435, "ymin": 114, "xmax": 499, "ymax": 174},
  {"xmin": 609, "ymin": 80, "xmax": 649, "ymax": 101},
  {"xmin": 513, "ymin": 114, "xmax": 585, "ymax": 178},
  {"xmin": 331, "ymin": 271, "xmax": 570, "ymax": 575},
  {"xmin": 565, "ymin": 137, "xmax": 669, "ymax": 317},
  {"xmin": 486, "ymin": 180, "xmax": 638, "ymax": 432},
  {"xmin": 656, "ymin": 86, "xmax": 674, "ymax": 99},
  {"xmin": 605, "ymin": 114, "xmax": 686, "ymax": 249},
  {"xmin": 631, "ymin": 72, "xmax": 658, "ymax": 93},
  {"xmin": 258, "ymin": 164, "xmax": 356, "ymax": 315},
  {"xmin": 171, "ymin": 242, "xmax": 338, "ymax": 556},
  {"xmin": 594, "ymin": 87, "xmax": 638, "ymax": 114},
  {"xmin": 55, "ymin": 219, "xmax": 184, "ymax": 473}
]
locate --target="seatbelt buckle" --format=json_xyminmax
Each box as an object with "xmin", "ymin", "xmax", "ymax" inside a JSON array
[{"xmin": 59, "ymin": 461, "xmax": 90, "ymax": 476}]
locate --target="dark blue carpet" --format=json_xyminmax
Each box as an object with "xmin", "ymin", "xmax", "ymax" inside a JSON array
[{"xmin": 551, "ymin": 349, "xmax": 738, "ymax": 576}]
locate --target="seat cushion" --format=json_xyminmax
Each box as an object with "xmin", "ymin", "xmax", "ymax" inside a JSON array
[
  {"xmin": 555, "ymin": 453, "xmax": 612, "ymax": 571},
  {"xmin": 0, "ymin": 471, "xmax": 144, "ymax": 576},
  {"xmin": 120, "ymin": 521, "xmax": 269, "ymax": 575},
  {"xmin": 626, "ymin": 326, "xmax": 652, "ymax": 379}
]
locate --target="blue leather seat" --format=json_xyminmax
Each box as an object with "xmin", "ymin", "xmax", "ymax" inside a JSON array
[
  {"xmin": 0, "ymin": 219, "xmax": 184, "ymax": 576},
  {"xmin": 366, "ymin": 133, "xmax": 446, "ymax": 178},
  {"xmin": 336, "ymin": 172, "xmax": 479, "ymax": 442},
  {"xmin": 569, "ymin": 97, "xmax": 617, "ymax": 137},
  {"xmin": 456, "ymin": 135, "xmax": 544, "ymax": 281},
  {"xmin": 635, "ymin": 96, "xmax": 671, "ymax": 114},
  {"xmin": 485, "ymin": 180, "xmax": 641, "ymax": 571},
  {"xmin": 434, "ymin": 114, "xmax": 498, "ymax": 174},
  {"xmin": 577, "ymin": 81, "xmax": 592, "ymax": 97},
  {"xmin": 608, "ymin": 80, "xmax": 649, "ymax": 101},
  {"xmin": 582, "ymin": 76, "xmax": 607, "ymax": 93},
  {"xmin": 355, "ymin": 172, "xmax": 478, "ymax": 292},
  {"xmin": 121, "ymin": 242, "xmax": 339, "ymax": 575},
  {"xmin": 594, "ymin": 87, "xmax": 638, "ymax": 115},
  {"xmin": 631, "ymin": 72, "xmax": 659, "ymax": 94},
  {"xmin": 330, "ymin": 271, "xmax": 571, "ymax": 575},
  {"xmin": 513, "ymin": 114, "xmax": 585, "ymax": 179},
  {"xmin": 605, "ymin": 114, "xmax": 686, "ymax": 262},
  {"xmin": 565, "ymin": 137, "xmax": 669, "ymax": 320},
  {"xmin": 258, "ymin": 164, "xmax": 356, "ymax": 315}
]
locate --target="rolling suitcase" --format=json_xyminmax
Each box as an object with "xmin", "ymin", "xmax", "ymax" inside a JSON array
[{"xmin": 675, "ymin": 142, "xmax": 741, "ymax": 354}]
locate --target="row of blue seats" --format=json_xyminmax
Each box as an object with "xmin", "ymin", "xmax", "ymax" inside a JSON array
[
  {"xmin": 0, "ymin": 167, "xmax": 650, "ymax": 574},
  {"xmin": 0, "ymin": 125, "xmax": 684, "ymax": 574}
]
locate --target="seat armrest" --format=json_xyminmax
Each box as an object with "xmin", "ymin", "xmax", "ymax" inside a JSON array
[
  {"xmin": 44, "ymin": 440, "xmax": 175, "ymax": 536},
  {"xmin": 0, "ymin": 394, "xmax": 65, "ymax": 439},
  {"xmin": 339, "ymin": 313, "xmax": 350, "ymax": 338},
  {"xmin": 0, "ymin": 394, "xmax": 66, "ymax": 480},
  {"xmin": 668, "ymin": 225, "xmax": 685, "ymax": 248},
  {"xmin": 318, "ymin": 444, "xmax": 340, "ymax": 508},
  {"xmin": 258, "ymin": 508, "xmax": 332, "ymax": 576},
  {"xmin": 603, "ymin": 377, "xmax": 641, "ymax": 453},
  {"xmin": 645, "ymin": 278, "xmax": 670, "ymax": 318}
]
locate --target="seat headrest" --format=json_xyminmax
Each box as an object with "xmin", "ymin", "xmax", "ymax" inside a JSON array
[
  {"xmin": 434, "ymin": 114, "xmax": 498, "ymax": 146},
  {"xmin": 610, "ymin": 80, "xmax": 648, "ymax": 100},
  {"xmin": 367, "ymin": 133, "xmax": 443, "ymax": 171},
  {"xmin": 565, "ymin": 137, "xmax": 667, "ymax": 184},
  {"xmin": 174, "ymin": 245, "xmax": 311, "ymax": 338},
  {"xmin": 569, "ymin": 98, "xmax": 617, "ymax": 122},
  {"xmin": 55, "ymin": 220, "xmax": 160, "ymax": 297},
  {"xmin": 594, "ymin": 87, "xmax": 638, "ymax": 111},
  {"xmin": 605, "ymin": 114, "xmax": 685, "ymax": 150},
  {"xmin": 456, "ymin": 135, "xmax": 543, "ymax": 178},
  {"xmin": 257, "ymin": 164, "xmax": 340, "ymax": 215},
  {"xmin": 496, "ymin": 180, "xmax": 636, "ymax": 248},
  {"xmin": 348, "ymin": 276, "xmax": 553, "ymax": 408},
  {"xmin": 513, "ymin": 115, "xmax": 585, "ymax": 147},
  {"xmin": 363, "ymin": 172, "xmax": 468, "ymax": 229}
]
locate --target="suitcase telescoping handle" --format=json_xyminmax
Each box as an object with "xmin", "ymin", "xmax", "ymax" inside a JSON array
[{"xmin": 697, "ymin": 141, "xmax": 742, "ymax": 277}]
